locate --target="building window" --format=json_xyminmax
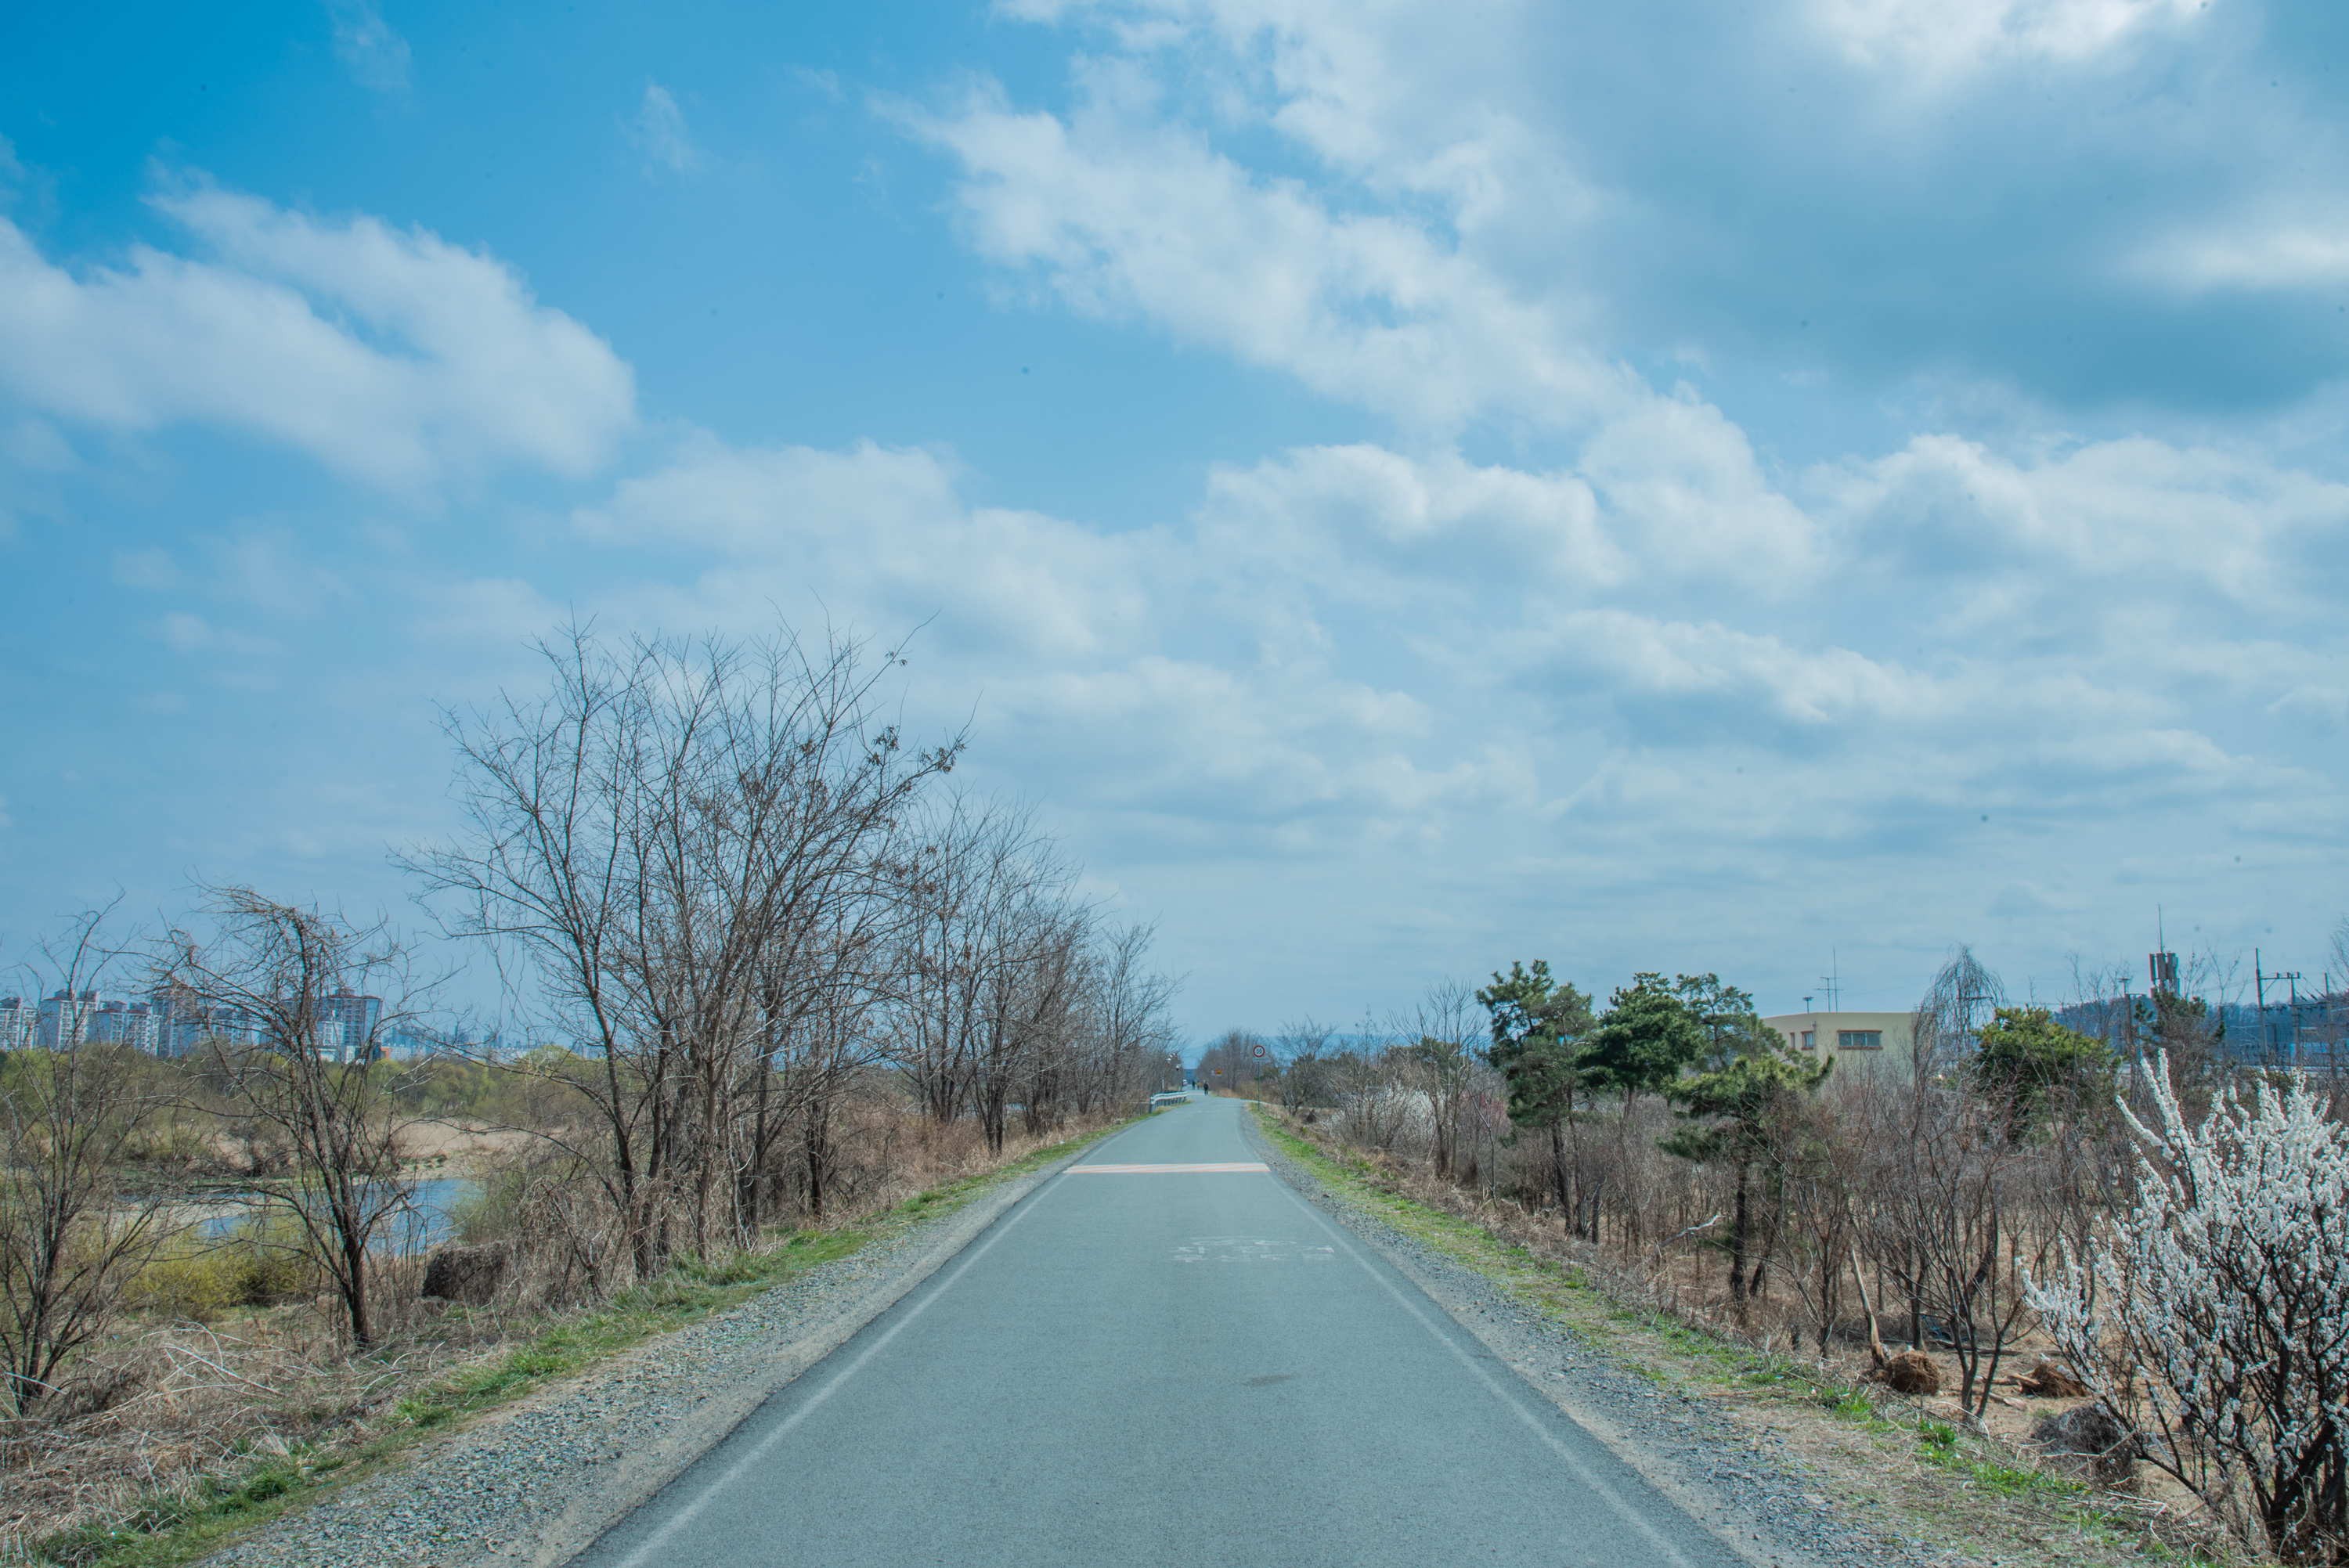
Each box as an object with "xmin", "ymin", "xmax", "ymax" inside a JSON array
[
  {"xmin": 1837, "ymin": 1030, "xmax": 1882, "ymax": 1050},
  {"xmin": 1801, "ymin": 1030, "xmax": 1815, "ymax": 1049}
]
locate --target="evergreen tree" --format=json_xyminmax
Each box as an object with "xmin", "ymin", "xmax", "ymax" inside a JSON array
[
  {"xmin": 1972, "ymin": 1005, "xmax": 2115, "ymax": 1137},
  {"xmin": 1477, "ymin": 961, "xmax": 1594, "ymax": 1217},
  {"xmin": 1661, "ymin": 1031, "xmax": 1832, "ymax": 1307},
  {"xmin": 1584, "ymin": 973, "xmax": 1709, "ymax": 1103}
]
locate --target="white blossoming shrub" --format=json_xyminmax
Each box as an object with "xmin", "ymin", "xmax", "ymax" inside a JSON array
[{"xmin": 2026, "ymin": 1054, "xmax": 2349, "ymax": 1562}]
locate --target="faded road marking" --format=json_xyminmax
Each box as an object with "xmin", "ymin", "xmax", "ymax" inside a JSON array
[
  {"xmin": 1068, "ymin": 1162, "xmax": 1270, "ymax": 1173},
  {"xmin": 1173, "ymin": 1238, "xmax": 1339, "ymax": 1264}
]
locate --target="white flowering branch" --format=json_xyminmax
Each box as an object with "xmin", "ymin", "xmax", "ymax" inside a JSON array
[{"xmin": 2024, "ymin": 1053, "xmax": 2349, "ymax": 1561}]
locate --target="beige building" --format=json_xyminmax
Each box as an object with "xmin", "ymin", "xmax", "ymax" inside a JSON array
[{"xmin": 1764, "ymin": 1011, "xmax": 1914, "ymax": 1073}]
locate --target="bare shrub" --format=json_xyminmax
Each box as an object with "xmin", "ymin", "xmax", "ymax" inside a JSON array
[
  {"xmin": 160, "ymin": 888, "xmax": 428, "ymax": 1350},
  {"xmin": 0, "ymin": 907, "xmax": 175, "ymax": 1417}
]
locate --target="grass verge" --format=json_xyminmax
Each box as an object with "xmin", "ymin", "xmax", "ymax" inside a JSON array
[
  {"xmin": 37, "ymin": 1116, "xmax": 1137, "ymax": 1568},
  {"xmin": 1250, "ymin": 1104, "xmax": 2235, "ymax": 1568}
]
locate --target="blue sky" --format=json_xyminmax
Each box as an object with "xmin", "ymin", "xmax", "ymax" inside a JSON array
[{"xmin": 3, "ymin": 0, "xmax": 2345, "ymax": 1035}]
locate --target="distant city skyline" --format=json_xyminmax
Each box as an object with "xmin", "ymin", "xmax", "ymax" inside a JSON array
[
  {"xmin": 2, "ymin": 985, "xmax": 390, "ymax": 1062},
  {"xmin": 2, "ymin": 2, "xmax": 2344, "ymax": 1036}
]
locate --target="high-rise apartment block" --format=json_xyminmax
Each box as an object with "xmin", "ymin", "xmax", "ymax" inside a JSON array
[
  {"xmin": 323, "ymin": 989, "xmax": 384, "ymax": 1062},
  {"xmin": 0, "ymin": 987, "xmax": 371, "ymax": 1059}
]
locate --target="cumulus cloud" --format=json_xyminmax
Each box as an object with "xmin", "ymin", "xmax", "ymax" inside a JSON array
[
  {"xmin": 960, "ymin": 0, "xmax": 2347, "ymax": 420},
  {"xmin": 555, "ymin": 403, "xmax": 2344, "ymax": 905},
  {"xmin": 903, "ymin": 70, "xmax": 1624, "ymax": 435},
  {"xmin": 566, "ymin": 433, "xmax": 1564, "ymax": 827},
  {"xmin": 0, "ymin": 180, "xmax": 635, "ymax": 488},
  {"xmin": 578, "ymin": 438, "xmax": 1167, "ymax": 661}
]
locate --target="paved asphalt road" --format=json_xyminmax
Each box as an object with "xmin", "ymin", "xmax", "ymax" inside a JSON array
[{"xmin": 570, "ymin": 1098, "xmax": 1744, "ymax": 1568}]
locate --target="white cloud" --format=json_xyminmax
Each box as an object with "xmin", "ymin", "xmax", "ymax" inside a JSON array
[
  {"xmin": 111, "ymin": 546, "xmax": 182, "ymax": 590},
  {"xmin": 410, "ymin": 575, "xmax": 565, "ymax": 649},
  {"xmin": 554, "ymin": 411, "xmax": 2348, "ymax": 884},
  {"xmin": 1810, "ymin": 0, "xmax": 2203, "ymax": 74},
  {"xmin": 2137, "ymin": 225, "xmax": 2349, "ymax": 292},
  {"xmin": 579, "ymin": 437, "xmax": 1170, "ymax": 662},
  {"xmin": 633, "ymin": 84, "xmax": 705, "ymax": 175},
  {"xmin": 325, "ymin": 0, "xmax": 412, "ymax": 92},
  {"xmin": 904, "ymin": 72, "xmax": 1622, "ymax": 436},
  {"xmin": 153, "ymin": 611, "xmax": 272, "ymax": 654},
  {"xmin": 0, "ymin": 181, "xmax": 635, "ymax": 488},
  {"xmin": 1817, "ymin": 431, "xmax": 2349, "ymax": 625}
]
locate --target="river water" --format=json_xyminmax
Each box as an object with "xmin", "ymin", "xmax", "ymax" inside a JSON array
[{"xmin": 193, "ymin": 1175, "xmax": 479, "ymax": 1255}]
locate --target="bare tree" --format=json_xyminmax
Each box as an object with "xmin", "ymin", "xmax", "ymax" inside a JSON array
[
  {"xmin": 1196, "ymin": 1029, "xmax": 1270, "ymax": 1099},
  {"xmin": 886, "ymin": 795, "xmax": 1095, "ymax": 1149},
  {"xmin": 1400, "ymin": 980, "xmax": 1481, "ymax": 1179},
  {"xmin": 1922, "ymin": 945, "xmax": 2006, "ymax": 1058},
  {"xmin": 1272, "ymin": 1016, "xmax": 1335, "ymax": 1115},
  {"xmin": 0, "ymin": 905, "xmax": 173, "ymax": 1415},
  {"xmin": 414, "ymin": 622, "xmax": 957, "ymax": 1271},
  {"xmin": 1073, "ymin": 925, "xmax": 1182, "ymax": 1112},
  {"xmin": 159, "ymin": 887, "xmax": 424, "ymax": 1350}
]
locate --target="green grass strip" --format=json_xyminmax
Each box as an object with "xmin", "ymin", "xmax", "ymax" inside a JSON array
[{"xmin": 38, "ymin": 1117, "xmax": 1137, "ymax": 1568}]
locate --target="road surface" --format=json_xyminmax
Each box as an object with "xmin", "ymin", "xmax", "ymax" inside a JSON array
[{"xmin": 570, "ymin": 1097, "xmax": 1744, "ymax": 1567}]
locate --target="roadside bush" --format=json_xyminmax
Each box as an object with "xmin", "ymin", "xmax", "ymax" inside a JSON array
[
  {"xmin": 120, "ymin": 1238, "xmax": 243, "ymax": 1321},
  {"xmin": 228, "ymin": 1218, "xmax": 320, "ymax": 1305},
  {"xmin": 119, "ymin": 1218, "xmax": 321, "ymax": 1321},
  {"xmin": 449, "ymin": 1166, "xmax": 529, "ymax": 1244}
]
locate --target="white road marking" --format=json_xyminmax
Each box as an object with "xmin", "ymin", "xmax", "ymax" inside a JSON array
[
  {"xmin": 1173, "ymin": 1237, "xmax": 1341, "ymax": 1263},
  {"xmin": 1069, "ymin": 1162, "xmax": 1269, "ymax": 1173}
]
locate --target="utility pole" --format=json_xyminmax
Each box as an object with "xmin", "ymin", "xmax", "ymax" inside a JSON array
[
  {"xmin": 2256, "ymin": 949, "xmax": 2304, "ymax": 1062},
  {"xmin": 2120, "ymin": 978, "xmax": 2137, "ymax": 1091}
]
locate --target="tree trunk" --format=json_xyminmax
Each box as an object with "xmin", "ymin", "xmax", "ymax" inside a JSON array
[
  {"xmin": 804, "ymin": 1102, "xmax": 831, "ymax": 1223},
  {"xmin": 344, "ymin": 1230, "xmax": 373, "ymax": 1348},
  {"xmin": 1729, "ymin": 1162, "xmax": 1752, "ymax": 1310}
]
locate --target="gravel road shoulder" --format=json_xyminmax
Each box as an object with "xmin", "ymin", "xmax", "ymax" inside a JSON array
[
  {"xmin": 1239, "ymin": 1108, "xmax": 1962, "ymax": 1568},
  {"xmin": 203, "ymin": 1145, "xmax": 1102, "ymax": 1568}
]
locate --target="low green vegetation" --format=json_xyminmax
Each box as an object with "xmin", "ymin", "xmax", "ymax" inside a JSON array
[{"xmin": 117, "ymin": 1218, "xmax": 325, "ymax": 1321}]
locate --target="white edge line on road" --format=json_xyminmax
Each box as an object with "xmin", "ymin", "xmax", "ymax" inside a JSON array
[
  {"xmin": 607, "ymin": 1167, "xmax": 1071, "ymax": 1568},
  {"xmin": 1266, "ymin": 1174, "xmax": 1705, "ymax": 1568}
]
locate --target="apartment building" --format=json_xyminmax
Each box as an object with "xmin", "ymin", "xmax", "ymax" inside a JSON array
[{"xmin": 0, "ymin": 988, "xmax": 367, "ymax": 1059}]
